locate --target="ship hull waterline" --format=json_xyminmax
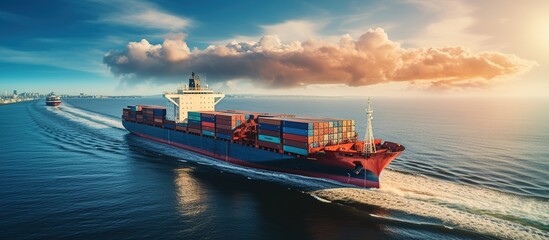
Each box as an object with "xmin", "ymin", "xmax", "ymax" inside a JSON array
[
  {"xmin": 46, "ymin": 101, "xmax": 61, "ymax": 106},
  {"xmin": 123, "ymin": 120, "xmax": 402, "ymax": 188}
]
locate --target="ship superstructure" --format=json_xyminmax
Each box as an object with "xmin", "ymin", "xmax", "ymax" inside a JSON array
[
  {"xmin": 46, "ymin": 92, "xmax": 61, "ymax": 106},
  {"xmin": 163, "ymin": 72, "xmax": 225, "ymax": 123}
]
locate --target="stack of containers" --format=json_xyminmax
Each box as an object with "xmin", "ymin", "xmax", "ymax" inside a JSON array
[
  {"xmin": 136, "ymin": 111, "xmax": 144, "ymax": 123},
  {"xmin": 200, "ymin": 112, "xmax": 217, "ymax": 137},
  {"xmin": 222, "ymin": 110, "xmax": 267, "ymax": 122},
  {"xmin": 141, "ymin": 106, "xmax": 166, "ymax": 127},
  {"xmin": 215, "ymin": 112, "xmax": 245, "ymax": 140},
  {"xmin": 129, "ymin": 110, "xmax": 137, "ymax": 121},
  {"xmin": 122, "ymin": 108, "xmax": 130, "ymax": 121},
  {"xmin": 257, "ymin": 117, "xmax": 282, "ymax": 150},
  {"xmin": 280, "ymin": 118, "xmax": 357, "ymax": 156},
  {"xmin": 281, "ymin": 119, "xmax": 313, "ymax": 155},
  {"xmin": 124, "ymin": 105, "xmax": 142, "ymax": 122},
  {"xmin": 187, "ymin": 111, "xmax": 202, "ymax": 134},
  {"xmin": 142, "ymin": 106, "xmax": 153, "ymax": 125}
]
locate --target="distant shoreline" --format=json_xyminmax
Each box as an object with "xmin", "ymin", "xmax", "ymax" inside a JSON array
[{"xmin": 0, "ymin": 98, "xmax": 37, "ymax": 106}]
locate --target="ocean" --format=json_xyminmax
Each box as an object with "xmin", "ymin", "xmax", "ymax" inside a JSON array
[{"xmin": 0, "ymin": 97, "xmax": 547, "ymax": 239}]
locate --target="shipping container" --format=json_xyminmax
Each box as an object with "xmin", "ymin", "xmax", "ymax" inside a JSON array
[
  {"xmin": 282, "ymin": 127, "xmax": 312, "ymax": 136},
  {"xmin": 215, "ymin": 124, "xmax": 233, "ymax": 131},
  {"xmin": 258, "ymin": 140, "xmax": 281, "ymax": 149},
  {"xmin": 188, "ymin": 115, "xmax": 201, "ymax": 121},
  {"xmin": 283, "ymin": 145, "xmax": 308, "ymax": 155},
  {"xmin": 202, "ymin": 130, "xmax": 215, "ymax": 137},
  {"xmin": 258, "ymin": 123, "xmax": 281, "ymax": 132},
  {"xmin": 282, "ymin": 133, "xmax": 308, "ymax": 142},
  {"xmin": 283, "ymin": 139, "xmax": 308, "ymax": 149},
  {"xmin": 258, "ymin": 117, "xmax": 281, "ymax": 125},
  {"xmin": 259, "ymin": 129, "xmax": 280, "ymax": 137},
  {"xmin": 217, "ymin": 133, "xmax": 232, "ymax": 140},
  {"xmin": 258, "ymin": 134, "xmax": 281, "ymax": 144},
  {"xmin": 201, "ymin": 121, "xmax": 215, "ymax": 128},
  {"xmin": 188, "ymin": 119, "xmax": 201, "ymax": 125},
  {"xmin": 282, "ymin": 120, "xmax": 312, "ymax": 130},
  {"xmin": 201, "ymin": 116, "xmax": 215, "ymax": 123},
  {"xmin": 216, "ymin": 128, "xmax": 232, "ymax": 135},
  {"xmin": 202, "ymin": 126, "xmax": 215, "ymax": 132}
]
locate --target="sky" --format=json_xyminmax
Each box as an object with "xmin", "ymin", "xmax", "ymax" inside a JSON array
[{"xmin": 0, "ymin": 0, "xmax": 547, "ymax": 97}]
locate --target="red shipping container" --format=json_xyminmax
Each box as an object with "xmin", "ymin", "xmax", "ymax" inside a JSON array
[
  {"xmin": 201, "ymin": 121, "xmax": 215, "ymax": 128},
  {"xmin": 216, "ymin": 124, "xmax": 232, "ymax": 130},
  {"xmin": 282, "ymin": 133, "xmax": 308, "ymax": 142},
  {"xmin": 202, "ymin": 126, "xmax": 215, "ymax": 132},
  {"xmin": 216, "ymin": 128, "xmax": 232, "ymax": 134},
  {"xmin": 258, "ymin": 140, "xmax": 281, "ymax": 149},
  {"xmin": 283, "ymin": 139, "xmax": 309, "ymax": 149},
  {"xmin": 258, "ymin": 117, "xmax": 281, "ymax": 125},
  {"xmin": 259, "ymin": 129, "xmax": 280, "ymax": 137},
  {"xmin": 215, "ymin": 119, "xmax": 232, "ymax": 126}
]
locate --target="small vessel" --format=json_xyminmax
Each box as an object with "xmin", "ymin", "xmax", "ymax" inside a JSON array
[
  {"xmin": 122, "ymin": 73, "xmax": 404, "ymax": 188},
  {"xmin": 46, "ymin": 92, "xmax": 61, "ymax": 106}
]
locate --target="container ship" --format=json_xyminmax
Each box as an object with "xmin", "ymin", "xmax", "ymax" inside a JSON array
[
  {"xmin": 46, "ymin": 92, "xmax": 61, "ymax": 106},
  {"xmin": 122, "ymin": 73, "xmax": 404, "ymax": 188}
]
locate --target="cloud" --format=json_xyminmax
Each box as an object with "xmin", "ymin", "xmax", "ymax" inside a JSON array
[
  {"xmin": 103, "ymin": 28, "xmax": 536, "ymax": 89},
  {"xmin": 0, "ymin": 47, "xmax": 104, "ymax": 73},
  {"xmin": 260, "ymin": 20, "xmax": 325, "ymax": 42},
  {"xmin": 405, "ymin": 0, "xmax": 492, "ymax": 50},
  {"xmin": 93, "ymin": 0, "xmax": 190, "ymax": 30},
  {"xmin": 102, "ymin": 10, "xmax": 190, "ymax": 30}
]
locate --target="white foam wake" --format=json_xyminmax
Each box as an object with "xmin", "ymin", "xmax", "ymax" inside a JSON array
[
  {"xmin": 313, "ymin": 170, "xmax": 549, "ymax": 240},
  {"xmin": 46, "ymin": 104, "xmax": 124, "ymax": 129},
  {"xmin": 46, "ymin": 105, "xmax": 109, "ymax": 129},
  {"xmin": 60, "ymin": 104, "xmax": 124, "ymax": 129}
]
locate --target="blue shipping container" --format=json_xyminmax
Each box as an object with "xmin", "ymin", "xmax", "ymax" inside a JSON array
[
  {"xmin": 258, "ymin": 134, "xmax": 281, "ymax": 143},
  {"xmin": 282, "ymin": 127, "xmax": 313, "ymax": 136},
  {"xmin": 202, "ymin": 117, "xmax": 215, "ymax": 123},
  {"xmin": 282, "ymin": 121, "xmax": 312, "ymax": 130},
  {"xmin": 164, "ymin": 123, "xmax": 175, "ymax": 129},
  {"xmin": 202, "ymin": 130, "xmax": 215, "ymax": 137},
  {"xmin": 217, "ymin": 133, "xmax": 231, "ymax": 140},
  {"xmin": 258, "ymin": 123, "xmax": 281, "ymax": 132},
  {"xmin": 283, "ymin": 145, "xmax": 308, "ymax": 155},
  {"xmin": 188, "ymin": 119, "xmax": 201, "ymax": 125}
]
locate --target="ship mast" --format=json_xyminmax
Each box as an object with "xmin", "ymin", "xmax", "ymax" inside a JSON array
[{"xmin": 364, "ymin": 98, "xmax": 376, "ymax": 154}]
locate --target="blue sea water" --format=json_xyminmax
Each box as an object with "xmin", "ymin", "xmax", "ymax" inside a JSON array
[{"xmin": 0, "ymin": 97, "xmax": 547, "ymax": 239}]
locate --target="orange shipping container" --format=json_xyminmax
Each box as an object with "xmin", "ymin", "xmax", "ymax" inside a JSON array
[{"xmin": 201, "ymin": 121, "xmax": 215, "ymax": 128}]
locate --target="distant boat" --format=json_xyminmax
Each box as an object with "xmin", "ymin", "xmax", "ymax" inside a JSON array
[{"xmin": 46, "ymin": 92, "xmax": 61, "ymax": 106}]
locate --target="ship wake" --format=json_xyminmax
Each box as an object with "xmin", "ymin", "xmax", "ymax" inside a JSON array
[
  {"xmin": 46, "ymin": 103, "xmax": 124, "ymax": 130},
  {"xmin": 312, "ymin": 170, "xmax": 549, "ymax": 240}
]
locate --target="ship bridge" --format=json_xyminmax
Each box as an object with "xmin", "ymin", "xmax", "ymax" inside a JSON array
[{"xmin": 163, "ymin": 72, "xmax": 225, "ymax": 123}]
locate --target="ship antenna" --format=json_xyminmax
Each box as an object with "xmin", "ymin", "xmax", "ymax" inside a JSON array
[{"xmin": 364, "ymin": 98, "xmax": 376, "ymax": 154}]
